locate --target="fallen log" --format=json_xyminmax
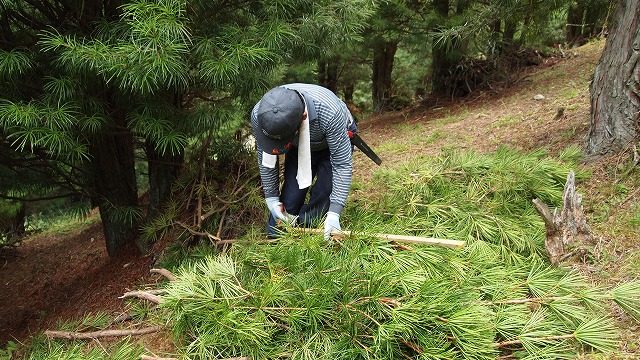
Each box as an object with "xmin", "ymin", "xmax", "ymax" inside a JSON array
[{"xmin": 533, "ymin": 170, "xmax": 593, "ymax": 265}]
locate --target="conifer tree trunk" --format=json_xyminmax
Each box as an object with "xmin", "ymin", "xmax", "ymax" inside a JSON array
[
  {"xmin": 145, "ymin": 140, "xmax": 183, "ymax": 222},
  {"xmin": 91, "ymin": 110, "xmax": 139, "ymax": 257},
  {"xmin": 318, "ymin": 58, "xmax": 339, "ymax": 93},
  {"xmin": 372, "ymin": 39, "xmax": 397, "ymax": 112},
  {"xmin": 586, "ymin": 0, "xmax": 640, "ymax": 158},
  {"xmin": 431, "ymin": 0, "xmax": 454, "ymax": 96},
  {"xmin": 567, "ymin": 2, "xmax": 586, "ymax": 46}
]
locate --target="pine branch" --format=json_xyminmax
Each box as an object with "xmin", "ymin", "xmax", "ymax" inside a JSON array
[
  {"xmin": 479, "ymin": 296, "xmax": 569, "ymax": 306},
  {"xmin": 495, "ymin": 334, "xmax": 575, "ymax": 347}
]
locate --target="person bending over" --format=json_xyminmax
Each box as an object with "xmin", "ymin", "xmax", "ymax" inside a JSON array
[{"xmin": 251, "ymin": 83, "xmax": 356, "ymax": 241}]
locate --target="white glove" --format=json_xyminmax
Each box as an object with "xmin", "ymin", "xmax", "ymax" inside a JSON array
[
  {"xmin": 324, "ymin": 211, "xmax": 341, "ymax": 241},
  {"xmin": 266, "ymin": 197, "xmax": 297, "ymax": 226}
]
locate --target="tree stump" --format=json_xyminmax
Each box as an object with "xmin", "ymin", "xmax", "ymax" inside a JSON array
[{"xmin": 532, "ymin": 170, "xmax": 593, "ymax": 265}]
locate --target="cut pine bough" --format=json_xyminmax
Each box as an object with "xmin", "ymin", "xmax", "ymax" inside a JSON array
[{"xmin": 293, "ymin": 227, "xmax": 466, "ymax": 248}]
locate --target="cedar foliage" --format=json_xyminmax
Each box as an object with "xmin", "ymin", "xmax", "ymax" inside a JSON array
[{"xmin": 158, "ymin": 147, "xmax": 640, "ymax": 360}]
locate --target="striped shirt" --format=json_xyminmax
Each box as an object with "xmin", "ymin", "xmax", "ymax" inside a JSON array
[{"xmin": 251, "ymin": 83, "xmax": 354, "ymax": 214}]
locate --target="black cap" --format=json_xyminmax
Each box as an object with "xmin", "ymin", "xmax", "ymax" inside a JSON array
[{"xmin": 256, "ymin": 87, "xmax": 304, "ymax": 155}]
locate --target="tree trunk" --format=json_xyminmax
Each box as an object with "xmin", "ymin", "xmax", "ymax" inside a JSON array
[
  {"xmin": 502, "ymin": 20, "xmax": 518, "ymax": 51},
  {"xmin": 91, "ymin": 111, "xmax": 139, "ymax": 257},
  {"xmin": 533, "ymin": 171, "xmax": 593, "ymax": 265},
  {"xmin": 431, "ymin": 0, "xmax": 456, "ymax": 96},
  {"xmin": 372, "ymin": 39, "xmax": 397, "ymax": 112},
  {"xmin": 318, "ymin": 58, "xmax": 339, "ymax": 93},
  {"xmin": 145, "ymin": 140, "xmax": 183, "ymax": 222},
  {"xmin": 566, "ymin": 2, "xmax": 585, "ymax": 46},
  {"xmin": 586, "ymin": 0, "xmax": 640, "ymax": 158}
]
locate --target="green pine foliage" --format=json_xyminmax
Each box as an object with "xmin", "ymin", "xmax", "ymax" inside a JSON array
[
  {"xmin": 23, "ymin": 338, "xmax": 144, "ymax": 360},
  {"xmin": 159, "ymin": 237, "xmax": 624, "ymax": 359},
  {"xmin": 350, "ymin": 147, "xmax": 585, "ymax": 260},
  {"xmin": 156, "ymin": 147, "xmax": 637, "ymax": 359}
]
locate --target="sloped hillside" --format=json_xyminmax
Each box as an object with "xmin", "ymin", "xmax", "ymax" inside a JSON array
[{"xmin": 2, "ymin": 39, "xmax": 638, "ymax": 357}]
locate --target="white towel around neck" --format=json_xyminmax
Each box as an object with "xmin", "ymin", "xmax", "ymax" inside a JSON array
[
  {"xmin": 296, "ymin": 113, "xmax": 312, "ymax": 189},
  {"xmin": 261, "ymin": 101, "xmax": 312, "ymax": 190}
]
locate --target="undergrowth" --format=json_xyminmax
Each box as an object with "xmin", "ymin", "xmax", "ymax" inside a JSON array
[
  {"xmin": 13, "ymin": 147, "xmax": 639, "ymax": 360},
  {"xmin": 146, "ymin": 146, "xmax": 638, "ymax": 360}
]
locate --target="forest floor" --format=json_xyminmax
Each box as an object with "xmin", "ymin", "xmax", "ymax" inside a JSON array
[{"xmin": 1, "ymin": 39, "xmax": 638, "ymax": 357}]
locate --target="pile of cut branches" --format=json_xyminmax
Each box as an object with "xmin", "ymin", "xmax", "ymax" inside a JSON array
[
  {"xmin": 153, "ymin": 146, "xmax": 639, "ymax": 359},
  {"xmin": 33, "ymin": 146, "xmax": 639, "ymax": 360},
  {"xmin": 159, "ymin": 235, "xmax": 638, "ymax": 359}
]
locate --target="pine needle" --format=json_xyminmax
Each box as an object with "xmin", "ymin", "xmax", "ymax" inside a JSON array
[{"xmin": 609, "ymin": 281, "xmax": 640, "ymax": 322}]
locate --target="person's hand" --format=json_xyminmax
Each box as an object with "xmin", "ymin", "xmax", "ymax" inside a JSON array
[
  {"xmin": 324, "ymin": 212, "xmax": 341, "ymax": 241},
  {"xmin": 266, "ymin": 197, "xmax": 297, "ymax": 226}
]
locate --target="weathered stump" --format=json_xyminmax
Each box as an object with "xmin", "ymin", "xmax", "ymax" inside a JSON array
[{"xmin": 533, "ymin": 170, "xmax": 593, "ymax": 265}]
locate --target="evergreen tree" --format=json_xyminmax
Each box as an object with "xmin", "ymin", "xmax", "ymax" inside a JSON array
[{"xmin": 0, "ymin": 0, "xmax": 373, "ymax": 256}]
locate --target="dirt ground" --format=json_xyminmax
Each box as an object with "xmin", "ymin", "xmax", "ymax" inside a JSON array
[
  {"xmin": 0, "ymin": 218, "xmax": 154, "ymax": 347},
  {"xmin": 1, "ymin": 39, "xmax": 637, "ymax": 355}
]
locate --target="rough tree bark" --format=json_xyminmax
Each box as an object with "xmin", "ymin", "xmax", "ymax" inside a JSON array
[
  {"xmin": 318, "ymin": 57, "xmax": 340, "ymax": 94},
  {"xmin": 533, "ymin": 170, "xmax": 594, "ymax": 265},
  {"xmin": 372, "ymin": 39, "xmax": 397, "ymax": 113},
  {"xmin": 91, "ymin": 108, "xmax": 139, "ymax": 257},
  {"xmin": 145, "ymin": 140, "xmax": 183, "ymax": 223},
  {"xmin": 586, "ymin": 0, "xmax": 640, "ymax": 158}
]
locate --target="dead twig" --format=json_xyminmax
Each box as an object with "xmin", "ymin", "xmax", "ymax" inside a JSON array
[
  {"xmin": 119, "ymin": 290, "xmax": 162, "ymax": 304},
  {"xmin": 150, "ymin": 268, "xmax": 178, "ymax": 281},
  {"xmin": 199, "ymin": 174, "xmax": 258, "ymax": 222},
  {"xmin": 174, "ymin": 221, "xmax": 221, "ymax": 242},
  {"xmin": 495, "ymin": 334, "xmax": 575, "ymax": 347}
]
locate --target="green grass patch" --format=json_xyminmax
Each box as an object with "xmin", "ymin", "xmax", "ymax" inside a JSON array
[
  {"xmin": 375, "ymin": 140, "xmax": 411, "ymax": 155},
  {"xmin": 433, "ymin": 114, "xmax": 465, "ymax": 126},
  {"xmin": 493, "ymin": 114, "xmax": 523, "ymax": 128},
  {"xmin": 26, "ymin": 209, "xmax": 97, "ymax": 236}
]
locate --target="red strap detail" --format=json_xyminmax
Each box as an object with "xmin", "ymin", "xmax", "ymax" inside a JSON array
[{"xmin": 347, "ymin": 130, "xmax": 354, "ymax": 139}]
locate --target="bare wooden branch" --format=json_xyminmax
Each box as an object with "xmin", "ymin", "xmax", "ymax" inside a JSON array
[
  {"xmin": 495, "ymin": 334, "xmax": 575, "ymax": 347},
  {"xmin": 140, "ymin": 356, "xmax": 178, "ymax": 360},
  {"xmin": 533, "ymin": 170, "xmax": 593, "ymax": 265},
  {"xmin": 294, "ymin": 228, "xmax": 466, "ymax": 248},
  {"xmin": 532, "ymin": 199, "xmax": 557, "ymax": 232},
  {"xmin": 141, "ymin": 356, "xmax": 177, "ymax": 360},
  {"xmin": 44, "ymin": 326, "xmax": 159, "ymax": 340},
  {"xmin": 150, "ymin": 268, "xmax": 178, "ymax": 281},
  {"xmin": 119, "ymin": 291, "xmax": 161, "ymax": 304},
  {"xmin": 174, "ymin": 221, "xmax": 221, "ymax": 242}
]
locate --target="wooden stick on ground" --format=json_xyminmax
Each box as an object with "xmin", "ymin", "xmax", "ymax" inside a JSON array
[
  {"xmin": 141, "ymin": 356, "xmax": 178, "ymax": 360},
  {"xmin": 150, "ymin": 268, "xmax": 177, "ymax": 281},
  {"xmin": 119, "ymin": 290, "xmax": 162, "ymax": 304},
  {"xmin": 44, "ymin": 326, "xmax": 159, "ymax": 340},
  {"xmin": 294, "ymin": 228, "xmax": 466, "ymax": 248}
]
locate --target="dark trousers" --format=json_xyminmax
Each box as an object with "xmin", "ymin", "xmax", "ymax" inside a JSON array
[{"xmin": 267, "ymin": 147, "xmax": 332, "ymax": 236}]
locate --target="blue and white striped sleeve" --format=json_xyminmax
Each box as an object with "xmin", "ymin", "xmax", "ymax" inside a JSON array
[{"xmin": 325, "ymin": 107, "xmax": 353, "ymax": 214}]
